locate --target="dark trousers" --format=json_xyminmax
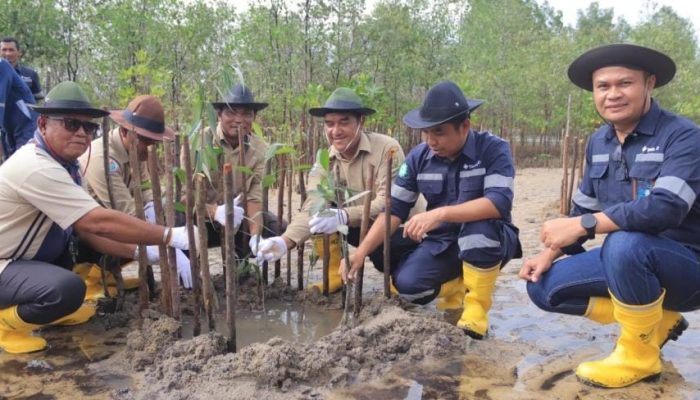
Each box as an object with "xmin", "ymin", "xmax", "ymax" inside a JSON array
[{"xmin": 0, "ymin": 260, "xmax": 85, "ymax": 324}]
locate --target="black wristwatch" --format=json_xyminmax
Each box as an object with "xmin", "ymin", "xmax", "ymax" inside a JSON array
[{"xmin": 580, "ymin": 213, "xmax": 597, "ymax": 240}]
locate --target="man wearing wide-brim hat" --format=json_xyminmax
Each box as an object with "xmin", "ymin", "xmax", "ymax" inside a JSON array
[
  {"xmin": 0, "ymin": 82, "xmax": 194, "ymax": 354},
  {"xmin": 80, "ymin": 95, "xmax": 192, "ymax": 290},
  {"xmin": 257, "ymin": 87, "xmax": 424, "ymax": 294},
  {"xmin": 341, "ymin": 80, "xmax": 521, "ymax": 338},
  {"xmin": 201, "ymin": 83, "xmax": 283, "ymax": 258},
  {"xmin": 520, "ymin": 43, "xmax": 700, "ymax": 388}
]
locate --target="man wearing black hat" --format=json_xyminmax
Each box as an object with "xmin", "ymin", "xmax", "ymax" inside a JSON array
[
  {"xmin": 203, "ymin": 83, "xmax": 279, "ymax": 256},
  {"xmin": 0, "ymin": 82, "xmax": 194, "ymax": 354},
  {"xmin": 520, "ymin": 44, "xmax": 700, "ymax": 388},
  {"xmin": 257, "ymin": 87, "xmax": 421, "ymax": 294},
  {"xmin": 81, "ymin": 95, "xmax": 192, "ymax": 290},
  {"xmin": 342, "ymin": 81, "xmax": 521, "ymax": 339}
]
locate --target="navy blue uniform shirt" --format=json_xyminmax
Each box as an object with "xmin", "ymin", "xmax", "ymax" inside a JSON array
[
  {"xmin": 14, "ymin": 64, "xmax": 43, "ymax": 100},
  {"xmin": 572, "ymin": 100, "xmax": 700, "ymax": 252},
  {"xmin": 391, "ymin": 130, "xmax": 515, "ymax": 255},
  {"xmin": 0, "ymin": 59, "xmax": 37, "ymax": 157}
]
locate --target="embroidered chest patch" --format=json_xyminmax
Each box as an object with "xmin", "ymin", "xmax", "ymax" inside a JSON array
[{"xmin": 109, "ymin": 159, "xmax": 120, "ymax": 173}]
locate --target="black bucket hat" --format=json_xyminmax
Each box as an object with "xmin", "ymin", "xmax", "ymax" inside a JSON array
[
  {"xmin": 403, "ymin": 80, "xmax": 484, "ymax": 129},
  {"xmin": 568, "ymin": 43, "xmax": 676, "ymax": 91},
  {"xmin": 309, "ymin": 87, "xmax": 376, "ymax": 117},
  {"xmin": 211, "ymin": 83, "xmax": 268, "ymax": 111},
  {"xmin": 28, "ymin": 81, "xmax": 109, "ymax": 118}
]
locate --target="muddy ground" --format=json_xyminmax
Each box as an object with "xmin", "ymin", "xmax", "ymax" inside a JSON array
[{"xmin": 2, "ymin": 167, "xmax": 700, "ymax": 400}]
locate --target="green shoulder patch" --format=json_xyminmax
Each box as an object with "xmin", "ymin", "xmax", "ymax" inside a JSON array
[{"xmin": 398, "ymin": 162, "xmax": 409, "ymax": 178}]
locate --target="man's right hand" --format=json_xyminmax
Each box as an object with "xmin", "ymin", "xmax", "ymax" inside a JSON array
[
  {"xmin": 340, "ymin": 251, "xmax": 365, "ymax": 283},
  {"xmin": 256, "ymin": 236, "xmax": 288, "ymax": 263},
  {"xmin": 518, "ymin": 249, "xmax": 559, "ymax": 283}
]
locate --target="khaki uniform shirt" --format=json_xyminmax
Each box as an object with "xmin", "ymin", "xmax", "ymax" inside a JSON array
[
  {"xmin": 204, "ymin": 123, "xmax": 267, "ymax": 205},
  {"xmin": 284, "ymin": 132, "xmax": 425, "ymax": 245},
  {"xmin": 0, "ymin": 144, "xmax": 99, "ymax": 275},
  {"xmin": 79, "ymin": 128, "xmax": 153, "ymax": 215}
]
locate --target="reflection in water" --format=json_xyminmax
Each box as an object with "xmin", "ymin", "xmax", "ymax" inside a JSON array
[{"xmin": 181, "ymin": 299, "xmax": 344, "ymax": 348}]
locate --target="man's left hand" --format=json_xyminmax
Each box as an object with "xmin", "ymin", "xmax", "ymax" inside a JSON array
[
  {"xmin": 403, "ymin": 210, "xmax": 441, "ymax": 242},
  {"xmin": 540, "ymin": 216, "xmax": 586, "ymax": 250}
]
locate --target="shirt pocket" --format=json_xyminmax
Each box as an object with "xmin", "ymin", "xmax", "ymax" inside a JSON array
[
  {"xmin": 417, "ymin": 178, "xmax": 445, "ymax": 206},
  {"xmin": 458, "ymin": 176, "xmax": 483, "ymax": 203},
  {"xmin": 589, "ymin": 163, "xmax": 610, "ymax": 205},
  {"xmin": 629, "ymin": 162, "xmax": 662, "ymax": 200}
]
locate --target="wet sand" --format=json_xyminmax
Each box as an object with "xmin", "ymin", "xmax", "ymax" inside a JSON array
[{"xmin": 2, "ymin": 167, "xmax": 699, "ymax": 399}]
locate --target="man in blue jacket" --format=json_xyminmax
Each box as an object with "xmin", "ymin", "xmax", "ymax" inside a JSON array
[
  {"xmin": 343, "ymin": 80, "xmax": 521, "ymax": 339},
  {"xmin": 520, "ymin": 44, "xmax": 700, "ymax": 388},
  {"xmin": 0, "ymin": 58, "xmax": 36, "ymax": 160}
]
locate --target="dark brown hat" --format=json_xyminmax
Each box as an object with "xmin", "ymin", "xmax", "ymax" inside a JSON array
[{"xmin": 109, "ymin": 95, "xmax": 175, "ymax": 141}]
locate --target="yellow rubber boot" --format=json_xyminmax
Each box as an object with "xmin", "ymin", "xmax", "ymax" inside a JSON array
[
  {"xmin": 87, "ymin": 264, "xmax": 140, "ymax": 290},
  {"xmin": 575, "ymin": 291, "xmax": 664, "ymax": 388},
  {"xmin": 584, "ymin": 297, "xmax": 688, "ymax": 349},
  {"xmin": 436, "ymin": 277, "xmax": 466, "ymax": 311},
  {"xmin": 658, "ymin": 310, "xmax": 688, "ymax": 349},
  {"xmin": 584, "ymin": 297, "xmax": 615, "ymax": 324},
  {"xmin": 50, "ymin": 303, "xmax": 97, "ymax": 326},
  {"xmin": 456, "ymin": 263, "xmax": 500, "ymax": 339},
  {"xmin": 0, "ymin": 306, "xmax": 47, "ymax": 354},
  {"xmin": 309, "ymin": 234, "xmax": 343, "ymax": 294}
]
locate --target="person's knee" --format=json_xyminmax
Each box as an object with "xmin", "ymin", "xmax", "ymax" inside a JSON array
[
  {"xmin": 43, "ymin": 272, "xmax": 85, "ymax": 317},
  {"xmin": 526, "ymin": 281, "xmax": 557, "ymax": 313},
  {"xmin": 602, "ymin": 231, "xmax": 645, "ymax": 277}
]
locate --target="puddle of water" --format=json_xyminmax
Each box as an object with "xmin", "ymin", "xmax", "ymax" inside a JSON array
[{"xmin": 181, "ymin": 298, "xmax": 344, "ymax": 348}]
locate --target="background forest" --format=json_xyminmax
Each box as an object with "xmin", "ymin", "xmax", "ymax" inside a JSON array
[{"xmin": 2, "ymin": 0, "xmax": 698, "ymax": 165}]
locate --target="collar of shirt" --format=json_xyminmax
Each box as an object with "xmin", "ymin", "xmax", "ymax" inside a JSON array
[
  {"xmin": 604, "ymin": 99, "xmax": 661, "ymax": 141},
  {"xmin": 329, "ymin": 131, "xmax": 371, "ymax": 162},
  {"xmin": 109, "ymin": 127, "xmax": 129, "ymax": 164},
  {"xmin": 424, "ymin": 130, "xmax": 476, "ymax": 162}
]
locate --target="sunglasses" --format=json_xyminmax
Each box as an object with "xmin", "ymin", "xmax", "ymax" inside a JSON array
[{"xmin": 47, "ymin": 116, "xmax": 100, "ymax": 136}]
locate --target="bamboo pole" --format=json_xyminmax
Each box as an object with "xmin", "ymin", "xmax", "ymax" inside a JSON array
[
  {"xmin": 163, "ymin": 139, "xmax": 180, "ymax": 319},
  {"xmin": 566, "ymin": 137, "xmax": 579, "ymax": 216},
  {"xmin": 275, "ymin": 156, "xmax": 286, "ymax": 279},
  {"xmin": 237, "ymin": 129, "xmax": 249, "ymax": 253},
  {"xmin": 560, "ymin": 135, "xmax": 570, "ymax": 215},
  {"xmin": 182, "ymin": 135, "xmax": 202, "ymax": 336},
  {"xmin": 196, "ymin": 174, "xmax": 215, "ymax": 332},
  {"xmin": 384, "ymin": 150, "xmax": 394, "ymax": 298},
  {"xmin": 286, "ymin": 167, "xmax": 293, "ymax": 286},
  {"xmin": 297, "ymin": 169, "xmax": 307, "ymax": 291},
  {"xmin": 127, "ymin": 132, "xmax": 150, "ymax": 312},
  {"xmin": 147, "ymin": 145, "xmax": 173, "ymax": 316},
  {"xmin": 322, "ymin": 234, "xmax": 330, "ymax": 297},
  {"xmin": 355, "ymin": 164, "xmax": 375, "ymax": 317},
  {"xmin": 224, "ymin": 163, "xmax": 238, "ymax": 353},
  {"xmin": 261, "ymin": 159, "xmax": 272, "ymax": 285}
]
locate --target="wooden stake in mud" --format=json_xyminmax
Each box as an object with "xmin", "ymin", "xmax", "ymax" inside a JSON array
[
  {"xmin": 297, "ymin": 170, "xmax": 307, "ymax": 290},
  {"xmin": 566, "ymin": 137, "xmax": 579, "ymax": 216},
  {"xmin": 383, "ymin": 150, "xmax": 394, "ymax": 298},
  {"xmin": 147, "ymin": 145, "xmax": 173, "ymax": 316},
  {"xmin": 276, "ymin": 156, "xmax": 286, "ymax": 279},
  {"xmin": 163, "ymin": 139, "xmax": 180, "ymax": 319},
  {"xmin": 560, "ymin": 135, "xmax": 570, "ymax": 215},
  {"xmin": 196, "ymin": 174, "xmax": 215, "ymax": 332},
  {"xmin": 224, "ymin": 163, "xmax": 238, "ymax": 353},
  {"xmin": 261, "ymin": 159, "xmax": 272, "ymax": 285},
  {"xmin": 355, "ymin": 164, "xmax": 375, "ymax": 317},
  {"xmin": 577, "ymin": 138, "xmax": 586, "ymax": 181},
  {"xmin": 100, "ymin": 115, "xmax": 126, "ymax": 302},
  {"xmin": 127, "ymin": 131, "xmax": 150, "ymax": 312},
  {"xmin": 237, "ymin": 128, "xmax": 249, "ymax": 253},
  {"xmin": 182, "ymin": 135, "xmax": 202, "ymax": 336},
  {"xmin": 286, "ymin": 167, "xmax": 293, "ymax": 286}
]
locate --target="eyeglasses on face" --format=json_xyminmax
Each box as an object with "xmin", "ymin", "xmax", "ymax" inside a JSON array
[{"xmin": 47, "ymin": 116, "xmax": 100, "ymax": 136}]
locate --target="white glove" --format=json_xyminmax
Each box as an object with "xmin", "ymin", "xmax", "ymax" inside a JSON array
[
  {"xmin": 309, "ymin": 209, "xmax": 347, "ymax": 234},
  {"xmin": 214, "ymin": 195, "xmax": 243, "ymax": 229},
  {"xmin": 145, "ymin": 245, "xmax": 160, "ymax": 264},
  {"xmin": 168, "ymin": 226, "xmax": 199, "ymax": 251},
  {"xmin": 256, "ymin": 236, "xmax": 288, "ymax": 263},
  {"xmin": 175, "ymin": 248, "xmax": 193, "ymax": 289},
  {"xmin": 144, "ymin": 201, "xmax": 156, "ymax": 223},
  {"xmin": 249, "ymin": 234, "xmax": 261, "ymax": 253}
]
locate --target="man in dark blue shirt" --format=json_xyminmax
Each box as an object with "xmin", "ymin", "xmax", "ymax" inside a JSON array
[
  {"xmin": 0, "ymin": 58, "xmax": 37, "ymax": 160},
  {"xmin": 1, "ymin": 38, "xmax": 43, "ymax": 100},
  {"xmin": 342, "ymin": 81, "xmax": 521, "ymax": 340},
  {"xmin": 520, "ymin": 44, "xmax": 700, "ymax": 388}
]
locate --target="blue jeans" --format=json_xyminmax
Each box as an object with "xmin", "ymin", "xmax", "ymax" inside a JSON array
[{"xmin": 527, "ymin": 231, "xmax": 700, "ymax": 315}]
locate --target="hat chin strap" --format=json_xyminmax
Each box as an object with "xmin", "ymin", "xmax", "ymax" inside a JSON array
[{"xmin": 326, "ymin": 118, "xmax": 363, "ymax": 157}]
